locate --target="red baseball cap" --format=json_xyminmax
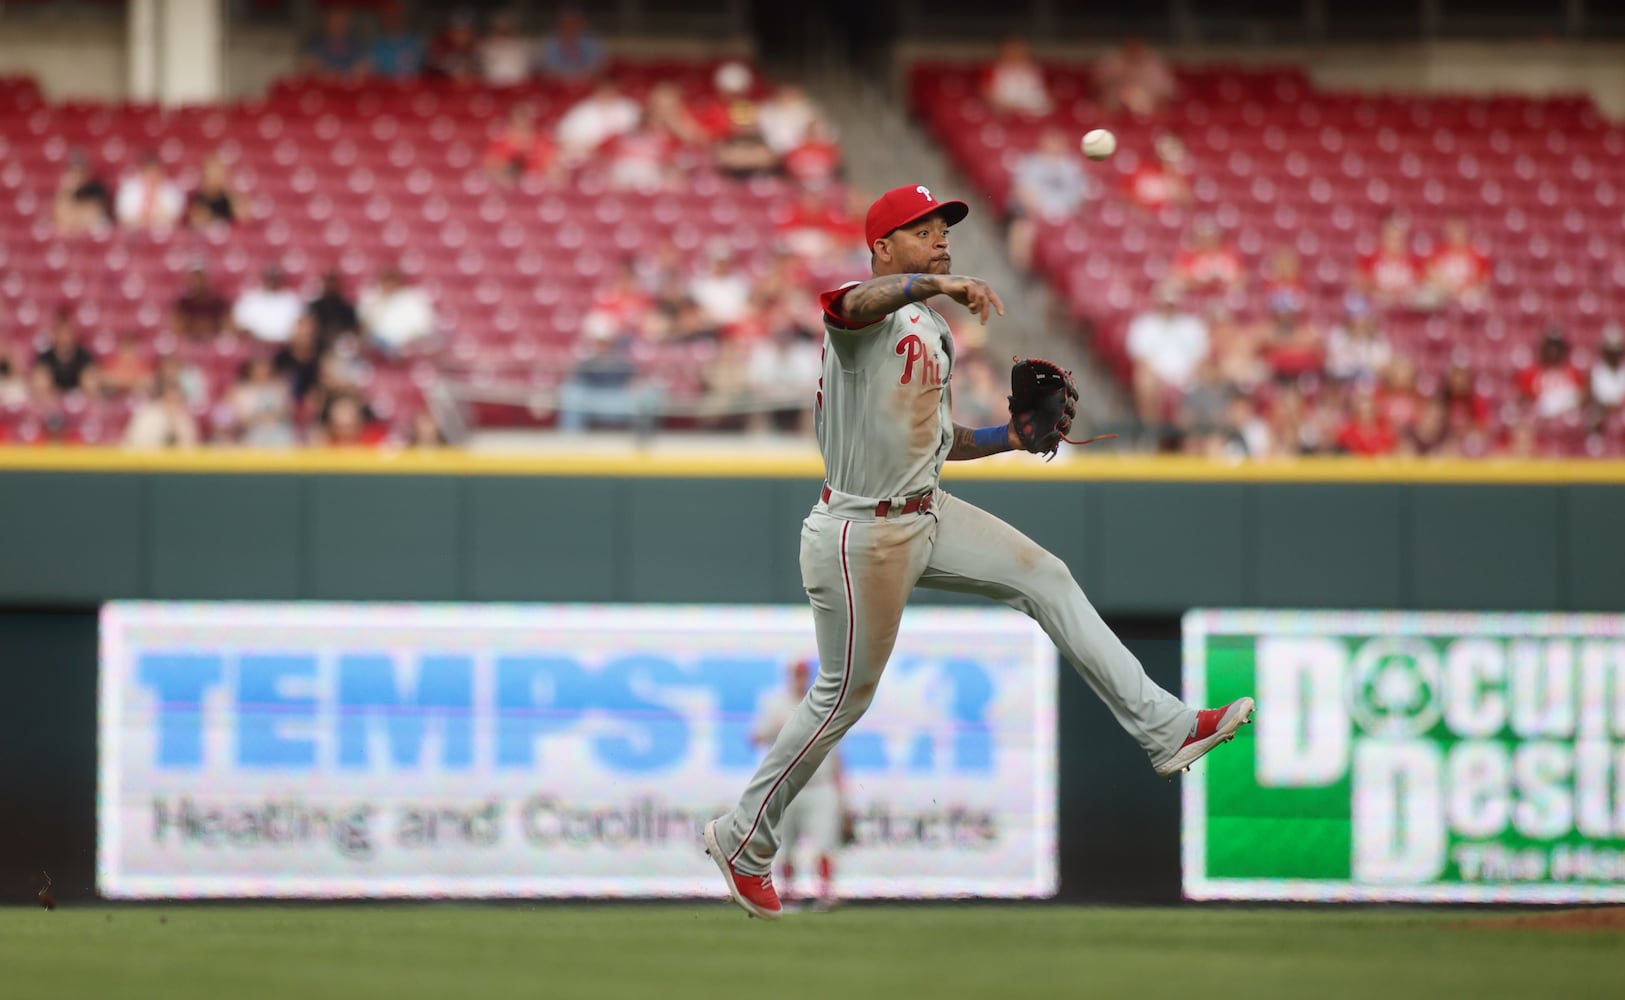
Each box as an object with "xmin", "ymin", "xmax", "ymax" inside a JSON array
[{"xmin": 864, "ymin": 184, "xmax": 970, "ymax": 249}]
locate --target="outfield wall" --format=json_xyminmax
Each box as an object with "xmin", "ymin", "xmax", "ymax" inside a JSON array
[{"xmin": 1, "ymin": 453, "xmax": 1620, "ymax": 903}]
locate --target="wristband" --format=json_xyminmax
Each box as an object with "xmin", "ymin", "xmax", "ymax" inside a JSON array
[
  {"xmin": 973, "ymin": 424, "xmax": 1009, "ymax": 450},
  {"xmin": 903, "ymin": 274, "xmax": 921, "ymax": 302}
]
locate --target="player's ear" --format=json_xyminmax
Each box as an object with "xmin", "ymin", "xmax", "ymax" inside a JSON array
[{"xmin": 871, "ymin": 238, "xmax": 891, "ymax": 266}]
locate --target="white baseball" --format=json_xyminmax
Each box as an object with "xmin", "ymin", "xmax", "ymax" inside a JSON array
[{"xmin": 1081, "ymin": 129, "xmax": 1117, "ymax": 161}]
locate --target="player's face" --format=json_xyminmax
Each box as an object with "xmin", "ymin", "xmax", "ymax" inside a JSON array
[{"xmin": 883, "ymin": 213, "xmax": 952, "ymax": 275}]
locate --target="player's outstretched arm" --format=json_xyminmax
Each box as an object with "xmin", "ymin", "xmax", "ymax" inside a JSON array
[
  {"xmin": 838, "ymin": 274, "xmax": 1006, "ymax": 325},
  {"xmin": 947, "ymin": 422, "xmax": 1019, "ymax": 461}
]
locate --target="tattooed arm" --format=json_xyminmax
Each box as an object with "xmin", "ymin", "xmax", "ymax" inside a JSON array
[
  {"xmin": 834, "ymin": 274, "xmax": 1006, "ymax": 326},
  {"xmin": 947, "ymin": 422, "xmax": 1018, "ymax": 461}
]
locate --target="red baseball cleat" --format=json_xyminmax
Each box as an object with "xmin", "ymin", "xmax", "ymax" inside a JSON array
[
  {"xmin": 1155, "ymin": 697, "xmax": 1255, "ymax": 777},
  {"xmin": 703, "ymin": 820, "xmax": 782, "ymax": 920}
]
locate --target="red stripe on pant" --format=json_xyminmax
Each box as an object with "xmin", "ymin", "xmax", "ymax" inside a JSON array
[{"xmin": 730, "ymin": 519, "xmax": 855, "ymax": 867}]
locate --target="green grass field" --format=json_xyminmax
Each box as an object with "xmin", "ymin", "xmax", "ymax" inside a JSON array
[{"xmin": 1, "ymin": 904, "xmax": 1616, "ymax": 1000}]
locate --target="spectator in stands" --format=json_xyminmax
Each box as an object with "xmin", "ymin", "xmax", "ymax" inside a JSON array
[
  {"xmin": 479, "ymin": 11, "xmax": 533, "ymax": 87},
  {"xmin": 556, "ymin": 78, "xmax": 641, "ymax": 161},
  {"xmin": 359, "ymin": 266, "xmax": 437, "ymax": 355},
  {"xmin": 171, "ymin": 266, "xmax": 229, "ymax": 340},
  {"xmin": 116, "ymin": 152, "xmax": 184, "ymax": 233},
  {"xmin": 1006, "ymin": 128, "xmax": 1090, "ymax": 273},
  {"xmin": 1093, "ymin": 37, "xmax": 1177, "ymax": 116},
  {"xmin": 689, "ymin": 246, "xmax": 753, "ymax": 328},
  {"xmin": 538, "ymin": 8, "xmax": 604, "ymax": 81},
  {"xmin": 1439, "ymin": 362, "xmax": 1491, "ymax": 435},
  {"xmin": 52, "ymin": 150, "xmax": 113, "ymax": 234},
  {"xmin": 1259, "ymin": 298, "xmax": 1323, "ymax": 383},
  {"xmin": 1261, "ymin": 248, "xmax": 1307, "ymax": 315},
  {"xmin": 745, "ymin": 315, "xmax": 821, "ymax": 434},
  {"xmin": 557, "ymin": 312, "xmax": 657, "ymax": 432},
  {"xmin": 1422, "ymin": 215, "xmax": 1490, "ymax": 311},
  {"xmin": 1589, "ymin": 326, "xmax": 1625, "ymax": 427},
  {"xmin": 1516, "ymin": 329, "xmax": 1585, "ymax": 420},
  {"xmin": 302, "ymin": 7, "xmax": 365, "ymax": 79},
  {"xmin": 0, "ymin": 345, "xmax": 28, "ymax": 407},
  {"xmin": 228, "ymin": 355, "xmax": 297, "ymax": 448},
  {"xmin": 1401, "ymin": 396, "xmax": 1457, "ymax": 457},
  {"xmin": 314, "ymin": 393, "xmax": 381, "ymax": 447},
  {"xmin": 154, "ymin": 353, "xmax": 209, "ymax": 409},
  {"xmin": 1336, "ymin": 389, "xmax": 1397, "ymax": 456},
  {"xmin": 99, "ymin": 333, "xmax": 155, "ymax": 398},
  {"xmin": 781, "ymin": 116, "xmax": 844, "ymax": 192},
  {"xmin": 1126, "ymin": 288, "xmax": 1209, "ymax": 424},
  {"xmin": 273, "ymin": 315, "xmax": 324, "ymax": 403},
  {"xmin": 185, "ymin": 154, "xmax": 246, "ymax": 230},
  {"xmin": 1358, "ymin": 214, "xmax": 1422, "ymax": 308},
  {"xmin": 1222, "ymin": 393, "xmax": 1273, "ymax": 458},
  {"xmin": 777, "ymin": 187, "xmax": 857, "ymax": 262},
  {"xmin": 712, "ymin": 104, "xmax": 778, "ymax": 179},
  {"xmin": 1126, "ymin": 133, "xmax": 1192, "ymax": 212},
  {"xmin": 367, "ymin": 0, "xmax": 426, "ymax": 80},
  {"xmin": 407, "ymin": 410, "xmax": 447, "ymax": 447},
  {"xmin": 758, "ymin": 83, "xmax": 820, "ymax": 156},
  {"xmin": 1173, "ymin": 218, "xmax": 1244, "ymax": 294},
  {"xmin": 485, "ymin": 103, "xmax": 557, "ymax": 184},
  {"xmin": 233, "ymin": 265, "xmax": 304, "ymax": 345},
  {"xmin": 309, "ymin": 268, "xmax": 359, "ymax": 349},
  {"xmin": 982, "ymin": 36, "xmax": 1051, "ymax": 117},
  {"xmin": 645, "ymin": 81, "xmax": 708, "ymax": 148},
  {"xmin": 124, "ymin": 379, "xmax": 199, "ymax": 449},
  {"xmin": 1378, "ymin": 357, "xmax": 1424, "ymax": 436},
  {"xmin": 607, "ymin": 106, "xmax": 687, "ymax": 193},
  {"xmin": 37, "ymin": 307, "xmax": 97, "ymax": 394},
  {"xmin": 1324, "ymin": 302, "xmax": 1391, "ymax": 383},
  {"xmin": 1209, "ymin": 306, "xmax": 1266, "ymax": 394},
  {"xmin": 427, "ymin": 8, "xmax": 481, "ymax": 82}
]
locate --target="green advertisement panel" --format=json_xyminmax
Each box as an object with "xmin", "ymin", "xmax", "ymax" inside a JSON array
[{"xmin": 1183, "ymin": 610, "xmax": 1625, "ymax": 902}]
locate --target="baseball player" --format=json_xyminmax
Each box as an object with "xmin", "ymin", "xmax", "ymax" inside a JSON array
[
  {"xmin": 704, "ymin": 184, "xmax": 1254, "ymax": 919},
  {"xmin": 751, "ymin": 659, "xmax": 844, "ymax": 910}
]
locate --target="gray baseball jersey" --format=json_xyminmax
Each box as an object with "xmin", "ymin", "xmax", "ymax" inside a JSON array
[{"xmin": 708, "ymin": 277, "xmax": 1198, "ymax": 879}]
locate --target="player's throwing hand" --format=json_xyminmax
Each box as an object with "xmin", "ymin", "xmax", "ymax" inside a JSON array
[{"xmin": 934, "ymin": 276, "xmax": 1006, "ymax": 324}]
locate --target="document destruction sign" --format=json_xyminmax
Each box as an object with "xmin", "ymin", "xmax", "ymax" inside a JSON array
[
  {"xmin": 100, "ymin": 603, "xmax": 1056, "ymax": 899},
  {"xmin": 1183, "ymin": 610, "xmax": 1625, "ymax": 903}
]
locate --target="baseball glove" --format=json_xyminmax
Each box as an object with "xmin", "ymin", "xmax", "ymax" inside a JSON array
[{"xmin": 1008, "ymin": 358, "xmax": 1115, "ymax": 460}]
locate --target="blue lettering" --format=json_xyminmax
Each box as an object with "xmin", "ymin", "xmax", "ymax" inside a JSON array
[
  {"xmin": 690, "ymin": 657, "xmax": 778, "ymax": 767},
  {"xmin": 337, "ymin": 653, "xmax": 474, "ymax": 769},
  {"xmin": 138, "ymin": 653, "xmax": 223, "ymax": 768},
  {"xmin": 495, "ymin": 656, "xmax": 587, "ymax": 767},
  {"xmin": 591, "ymin": 656, "xmax": 688, "ymax": 771},
  {"xmin": 943, "ymin": 658, "xmax": 994, "ymax": 772},
  {"xmin": 236, "ymin": 654, "xmax": 317, "ymax": 767}
]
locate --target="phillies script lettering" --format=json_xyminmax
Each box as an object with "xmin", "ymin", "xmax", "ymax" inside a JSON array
[{"xmin": 896, "ymin": 334, "xmax": 942, "ymax": 387}]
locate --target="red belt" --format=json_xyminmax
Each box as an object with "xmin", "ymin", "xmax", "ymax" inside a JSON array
[{"xmin": 821, "ymin": 484, "xmax": 934, "ymax": 517}]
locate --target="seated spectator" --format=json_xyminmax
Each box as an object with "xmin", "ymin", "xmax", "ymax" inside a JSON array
[
  {"xmin": 1261, "ymin": 247, "xmax": 1307, "ymax": 314},
  {"xmin": 367, "ymin": 0, "xmax": 425, "ymax": 80},
  {"xmin": 309, "ymin": 268, "xmax": 359, "ymax": 349},
  {"xmin": 745, "ymin": 315, "xmax": 822, "ymax": 434},
  {"xmin": 1222, "ymin": 392, "xmax": 1273, "ymax": 458},
  {"xmin": 713, "ymin": 120, "xmax": 778, "ymax": 179},
  {"xmin": 185, "ymin": 154, "xmax": 246, "ymax": 230},
  {"xmin": 1378, "ymin": 357, "xmax": 1424, "ymax": 436},
  {"xmin": 689, "ymin": 246, "xmax": 753, "ymax": 327},
  {"xmin": 781, "ymin": 116, "xmax": 843, "ymax": 192},
  {"xmin": 1259, "ymin": 300, "xmax": 1323, "ymax": 382},
  {"xmin": 427, "ymin": 8, "xmax": 481, "ymax": 82},
  {"xmin": 314, "ymin": 392, "xmax": 383, "ymax": 447},
  {"xmin": 116, "ymin": 152, "xmax": 184, "ymax": 232},
  {"xmin": 53, "ymin": 150, "xmax": 113, "ymax": 234},
  {"xmin": 587, "ymin": 262, "xmax": 655, "ymax": 335},
  {"xmin": 694, "ymin": 62, "xmax": 758, "ymax": 142},
  {"xmin": 538, "ymin": 8, "xmax": 604, "ymax": 81},
  {"xmin": 777, "ymin": 188, "xmax": 859, "ymax": 262},
  {"xmin": 1172, "ymin": 218, "xmax": 1244, "ymax": 294},
  {"xmin": 645, "ymin": 81, "xmax": 708, "ymax": 148},
  {"xmin": 557, "ymin": 313, "xmax": 660, "ymax": 432},
  {"xmin": 1336, "ymin": 389, "xmax": 1397, "ymax": 456},
  {"xmin": 1209, "ymin": 306, "xmax": 1267, "ymax": 393},
  {"xmin": 1589, "ymin": 326, "xmax": 1625, "ymax": 425},
  {"xmin": 99, "ymin": 333, "xmax": 155, "ymax": 398},
  {"xmin": 1007, "ymin": 128, "xmax": 1090, "ymax": 272},
  {"xmin": 273, "ymin": 315, "xmax": 324, "ymax": 403},
  {"xmin": 172, "ymin": 266, "xmax": 229, "ymax": 340},
  {"xmin": 1439, "ymin": 362, "xmax": 1492, "ymax": 434},
  {"xmin": 1324, "ymin": 303, "xmax": 1392, "ymax": 383},
  {"xmin": 1126, "ymin": 289, "xmax": 1209, "ymax": 424},
  {"xmin": 1093, "ymin": 37, "xmax": 1177, "ymax": 116},
  {"xmin": 0, "ymin": 344, "xmax": 31, "ymax": 406},
  {"xmin": 233, "ymin": 265, "xmax": 304, "ymax": 344},
  {"xmin": 982, "ymin": 36, "xmax": 1051, "ymax": 117},
  {"xmin": 1422, "ymin": 215, "xmax": 1490, "ymax": 310},
  {"xmin": 407, "ymin": 410, "xmax": 447, "ymax": 447},
  {"xmin": 37, "ymin": 308, "xmax": 98, "ymax": 394},
  {"xmin": 359, "ymin": 266, "xmax": 437, "ymax": 354},
  {"xmin": 556, "ymin": 78, "xmax": 641, "ymax": 161},
  {"xmin": 302, "ymin": 8, "xmax": 364, "ymax": 79},
  {"xmin": 485, "ymin": 104, "xmax": 557, "ymax": 183},
  {"xmin": 228, "ymin": 355, "xmax": 297, "ymax": 447},
  {"xmin": 1401, "ymin": 396, "xmax": 1457, "ymax": 457},
  {"xmin": 123, "ymin": 380, "xmax": 199, "ymax": 449},
  {"xmin": 1516, "ymin": 329, "xmax": 1585, "ymax": 420},
  {"xmin": 479, "ymin": 11, "xmax": 533, "ymax": 87},
  {"xmin": 1126, "ymin": 133, "xmax": 1192, "ymax": 212},
  {"xmin": 758, "ymin": 83, "xmax": 820, "ymax": 156},
  {"xmin": 606, "ymin": 110, "xmax": 685, "ymax": 193},
  {"xmin": 154, "ymin": 353, "xmax": 209, "ymax": 409},
  {"xmin": 1358, "ymin": 215, "xmax": 1422, "ymax": 308}
]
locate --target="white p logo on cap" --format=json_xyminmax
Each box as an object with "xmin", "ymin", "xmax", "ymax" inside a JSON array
[{"xmin": 916, "ymin": 185, "xmax": 933, "ymax": 201}]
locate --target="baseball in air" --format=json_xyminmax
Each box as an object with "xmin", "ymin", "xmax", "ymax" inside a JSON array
[{"xmin": 1081, "ymin": 129, "xmax": 1117, "ymax": 161}]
